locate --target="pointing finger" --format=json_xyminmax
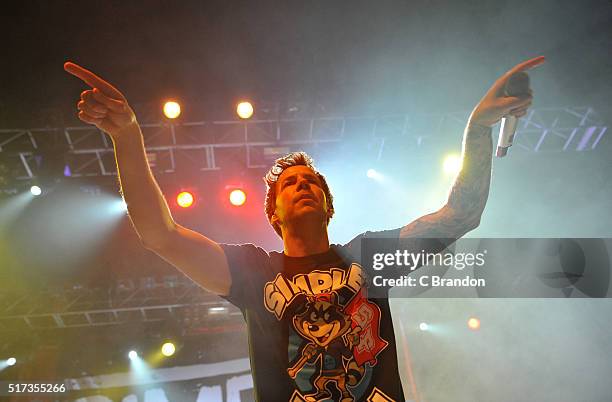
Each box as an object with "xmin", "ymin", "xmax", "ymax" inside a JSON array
[
  {"xmin": 492, "ymin": 57, "xmax": 545, "ymax": 94},
  {"xmin": 506, "ymin": 56, "xmax": 546, "ymax": 77},
  {"xmin": 64, "ymin": 61, "xmax": 125, "ymax": 100}
]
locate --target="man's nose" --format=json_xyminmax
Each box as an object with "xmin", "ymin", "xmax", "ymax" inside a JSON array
[{"xmin": 297, "ymin": 178, "xmax": 310, "ymax": 191}]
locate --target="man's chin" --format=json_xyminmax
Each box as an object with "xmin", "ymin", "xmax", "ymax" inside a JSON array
[{"xmin": 290, "ymin": 208, "xmax": 326, "ymax": 223}]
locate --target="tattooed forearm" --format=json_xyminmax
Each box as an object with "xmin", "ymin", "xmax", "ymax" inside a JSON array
[
  {"xmin": 447, "ymin": 123, "xmax": 493, "ymax": 221},
  {"xmin": 400, "ymin": 123, "xmax": 493, "ymax": 239}
]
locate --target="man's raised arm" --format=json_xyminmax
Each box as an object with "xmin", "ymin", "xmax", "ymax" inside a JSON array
[
  {"xmin": 64, "ymin": 62, "xmax": 231, "ymax": 296},
  {"xmin": 400, "ymin": 56, "xmax": 545, "ymax": 239}
]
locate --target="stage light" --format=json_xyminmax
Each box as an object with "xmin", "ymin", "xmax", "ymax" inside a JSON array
[
  {"xmin": 443, "ymin": 154, "xmax": 462, "ymax": 175},
  {"xmin": 6, "ymin": 358, "xmax": 16, "ymax": 366},
  {"xmin": 128, "ymin": 350, "xmax": 138, "ymax": 360},
  {"xmin": 366, "ymin": 169, "xmax": 383, "ymax": 181},
  {"xmin": 236, "ymin": 101, "xmax": 254, "ymax": 119},
  {"xmin": 229, "ymin": 189, "xmax": 247, "ymax": 206},
  {"xmin": 176, "ymin": 191, "xmax": 194, "ymax": 208},
  {"xmin": 419, "ymin": 322, "xmax": 429, "ymax": 331},
  {"xmin": 30, "ymin": 185, "xmax": 42, "ymax": 196},
  {"xmin": 161, "ymin": 342, "xmax": 176, "ymax": 357},
  {"xmin": 108, "ymin": 198, "xmax": 129, "ymax": 215},
  {"xmin": 163, "ymin": 101, "xmax": 181, "ymax": 119},
  {"xmin": 467, "ymin": 317, "xmax": 480, "ymax": 330}
]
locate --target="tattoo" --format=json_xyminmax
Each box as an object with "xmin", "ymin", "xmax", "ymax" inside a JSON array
[{"xmin": 400, "ymin": 123, "xmax": 493, "ymax": 239}]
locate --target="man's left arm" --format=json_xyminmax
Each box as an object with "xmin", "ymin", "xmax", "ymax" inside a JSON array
[
  {"xmin": 400, "ymin": 123, "xmax": 493, "ymax": 239},
  {"xmin": 400, "ymin": 56, "xmax": 546, "ymax": 240}
]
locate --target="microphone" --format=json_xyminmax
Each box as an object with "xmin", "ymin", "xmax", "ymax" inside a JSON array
[{"xmin": 496, "ymin": 72, "xmax": 530, "ymax": 157}]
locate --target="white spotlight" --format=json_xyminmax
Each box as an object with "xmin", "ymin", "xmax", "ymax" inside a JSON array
[
  {"xmin": 128, "ymin": 350, "xmax": 138, "ymax": 360},
  {"xmin": 30, "ymin": 186, "xmax": 42, "ymax": 196},
  {"xmin": 108, "ymin": 199, "xmax": 129, "ymax": 215},
  {"xmin": 443, "ymin": 154, "xmax": 462, "ymax": 175},
  {"xmin": 6, "ymin": 357, "xmax": 16, "ymax": 366},
  {"xmin": 419, "ymin": 322, "xmax": 429, "ymax": 331},
  {"xmin": 468, "ymin": 317, "xmax": 481, "ymax": 330},
  {"xmin": 236, "ymin": 101, "xmax": 254, "ymax": 119},
  {"xmin": 161, "ymin": 342, "xmax": 176, "ymax": 357},
  {"xmin": 366, "ymin": 168, "xmax": 385, "ymax": 181},
  {"xmin": 163, "ymin": 101, "xmax": 181, "ymax": 119}
]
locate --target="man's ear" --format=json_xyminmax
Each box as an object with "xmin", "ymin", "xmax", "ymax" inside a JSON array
[
  {"xmin": 271, "ymin": 214, "xmax": 284, "ymax": 234},
  {"xmin": 325, "ymin": 207, "xmax": 333, "ymax": 224}
]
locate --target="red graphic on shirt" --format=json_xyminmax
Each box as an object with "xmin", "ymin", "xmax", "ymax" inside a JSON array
[{"xmin": 344, "ymin": 288, "xmax": 389, "ymax": 366}]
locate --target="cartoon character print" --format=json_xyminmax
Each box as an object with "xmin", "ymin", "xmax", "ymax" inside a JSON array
[
  {"xmin": 264, "ymin": 264, "xmax": 389, "ymax": 401},
  {"xmin": 287, "ymin": 292, "xmax": 364, "ymax": 402}
]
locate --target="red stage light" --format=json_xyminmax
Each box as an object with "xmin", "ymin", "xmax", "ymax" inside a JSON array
[
  {"xmin": 229, "ymin": 189, "xmax": 247, "ymax": 206},
  {"xmin": 176, "ymin": 191, "xmax": 195, "ymax": 208}
]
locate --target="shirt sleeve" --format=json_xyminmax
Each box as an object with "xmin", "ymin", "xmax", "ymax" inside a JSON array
[
  {"xmin": 339, "ymin": 227, "xmax": 402, "ymax": 266},
  {"xmin": 218, "ymin": 243, "xmax": 270, "ymax": 311}
]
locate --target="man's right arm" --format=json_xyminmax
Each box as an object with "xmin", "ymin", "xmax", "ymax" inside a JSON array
[
  {"xmin": 65, "ymin": 62, "xmax": 231, "ymax": 296},
  {"xmin": 113, "ymin": 124, "xmax": 232, "ymax": 296}
]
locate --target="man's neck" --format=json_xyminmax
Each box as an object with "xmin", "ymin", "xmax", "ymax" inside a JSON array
[{"xmin": 282, "ymin": 222, "xmax": 330, "ymax": 257}]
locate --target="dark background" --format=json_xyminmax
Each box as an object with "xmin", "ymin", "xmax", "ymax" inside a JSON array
[{"xmin": 2, "ymin": 0, "xmax": 611, "ymax": 125}]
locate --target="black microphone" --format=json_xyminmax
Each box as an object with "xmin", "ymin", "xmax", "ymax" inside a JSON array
[{"xmin": 496, "ymin": 71, "xmax": 530, "ymax": 157}]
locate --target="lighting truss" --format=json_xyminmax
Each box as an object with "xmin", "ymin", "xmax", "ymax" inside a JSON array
[
  {"xmin": 0, "ymin": 280, "xmax": 241, "ymax": 331},
  {"xmin": 0, "ymin": 107, "xmax": 606, "ymax": 181}
]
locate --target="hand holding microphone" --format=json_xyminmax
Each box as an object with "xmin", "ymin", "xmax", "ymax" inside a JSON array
[
  {"xmin": 497, "ymin": 71, "xmax": 531, "ymax": 157},
  {"xmin": 468, "ymin": 56, "xmax": 545, "ymax": 156}
]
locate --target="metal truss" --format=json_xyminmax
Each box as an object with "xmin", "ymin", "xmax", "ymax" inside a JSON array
[
  {"xmin": 512, "ymin": 107, "xmax": 607, "ymax": 153},
  {"xmin": 0, "ymin": 278, "xmax": 241, "ymax": 331},
  {"xmin": 0, "ymin": 106, "xmax": 606, "ymax": 181}
]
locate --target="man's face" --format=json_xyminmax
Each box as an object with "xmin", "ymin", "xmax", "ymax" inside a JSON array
[{"xmin": 272, "ymin": 165, "xmax": 329, "ymax": 232}]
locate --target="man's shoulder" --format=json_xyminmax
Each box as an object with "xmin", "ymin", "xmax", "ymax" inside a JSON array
[{"xmin": 219, "ymin": 242, "xmax": 271, "ymax": 261}]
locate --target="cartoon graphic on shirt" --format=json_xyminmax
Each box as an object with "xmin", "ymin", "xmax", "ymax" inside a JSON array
[
  {"xmin": 288, "ymin": 292, "xmax": 364, "ymax": 401},
  {"xmin": 264, "ymin": 263, "xmax": 390, "ymax": 402}
]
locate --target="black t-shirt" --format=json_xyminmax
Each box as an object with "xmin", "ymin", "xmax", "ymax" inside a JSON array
[{"xmin": 220, "ymin": 228, "xmax": 406, "ymax": 402}]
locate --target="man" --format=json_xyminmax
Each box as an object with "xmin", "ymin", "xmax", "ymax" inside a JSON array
[{"xmin": 65, "ymin": 55, "xmax": 544, "ymax": 401}]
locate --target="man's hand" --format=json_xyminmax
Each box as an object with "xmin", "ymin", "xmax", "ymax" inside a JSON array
[
  {"xmin": 469, "ymin": 56, "xmax": 545, "ymax": 127},
  {"xmin": 64, "ymin": 62, "xmax": 137, "ymax": 138}
]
